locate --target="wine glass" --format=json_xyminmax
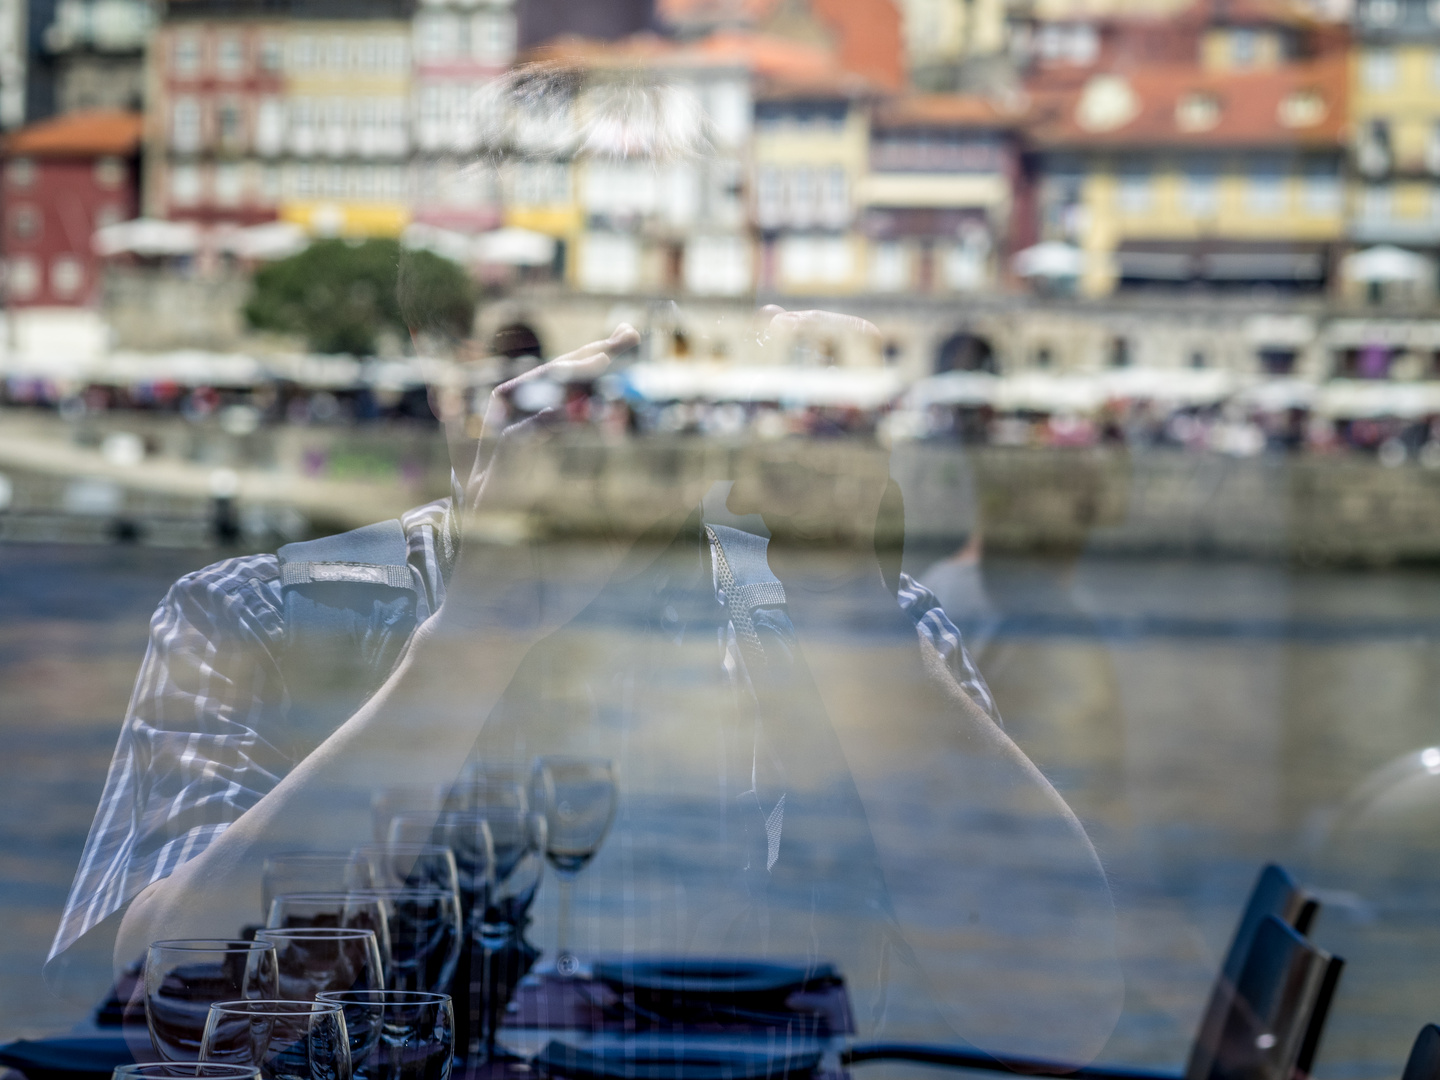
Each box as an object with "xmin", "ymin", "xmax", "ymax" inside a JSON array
[
  {"xmin": 316, "ymin": 991, "xmax": 454, "ymax": 1080},
  {"xmin": 530, "ymin": 756, "xmax": 618, "ymax": 977},
  {"xmin": 145, "ymin": 941, "xmax": 279, "ymax": 1062},
  {"xmin": 462, "ymin": 807, "xmax": 546, "ymax": 1062},
  {"xmin": 200, "ymin": 999, "xmax": 350, "ymax": 1080},
  {"xmin": 386, "ymin": 813, "xmax": 495, "ymax": 1062},
  {"xmin": 113, "ymin": 1064, "xmax": 263, "ymax": 1080},
  {"xmin": 265, "ymin": 894, "xmax": 393, "ymax": 979},
  {"xmin": 347, "ymin": 845, "xmax": 460, "ymax": 904},
  {"xmin": 253, "ymin": 928, "xmax": 385, "ymax": 1003},
  {"xmin": 370, "ymin": 786, "xmax": 448, "ymax": 845},
  {"xmin": 262, "ymin": 854, "xmax": 373, "ymax": 917},
  {"xmin": 346, "ymin": 887, "xmax": 464, "ymax": 994}
]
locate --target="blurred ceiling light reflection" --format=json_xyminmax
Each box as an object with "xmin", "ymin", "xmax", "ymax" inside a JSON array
[{"xmin": 1420, "ymin": 747, "xmax": 1440, "ymax": 774}]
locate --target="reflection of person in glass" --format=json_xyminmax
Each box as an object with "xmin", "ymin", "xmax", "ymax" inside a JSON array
[{"xmin": 50, "ymin": 72, "xmax": 1122, "ymax": 1066}]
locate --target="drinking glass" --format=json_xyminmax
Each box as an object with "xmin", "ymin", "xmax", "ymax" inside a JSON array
[
  {"xmin": 200, "ymin": 1000, "xmax": 350, "ymax": 1080},
  {"xmin": 347, "ymin": 845, "xmax": 460, "ymax": 903},
  {"xmin": 262, "ymin": 854, "xmax": 373, "ymax": 917},
  {"xmin": 316, "ymin": 991, "xmax": 453, "ymax": 1080},
  {"xmin": 265, "ymin": 894, "xmax": 392, "ymax": 979},
  {"xmin": 346, "ymin": 887, "xmax": 463, "ymax": 994},
  {"xmin": 370, "ymin": 786, "xmax": 448, "ymax": 845},
  {"xmin": 145, "ymin": 941, "xmax": 279, "ymax": 1062},
  {"xmin": 114, "ymin": 1063, "xmax": 263, "ymax": 1080},
  {"xmin": 253, "ymin": 928, "xmax": 385, "ymax": 1003},
  {"xmin": 443, "ymin": 769, "xmax": 528, "ymax": 815},
  {"xmin": 530, "ymin": 756, "xmax": 618, "ymax": 976}
]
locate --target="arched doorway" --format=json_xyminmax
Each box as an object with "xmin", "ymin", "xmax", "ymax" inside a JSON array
[{"xmin": 935, "ymin": 332, "xmax": 997, "ymax": 374}]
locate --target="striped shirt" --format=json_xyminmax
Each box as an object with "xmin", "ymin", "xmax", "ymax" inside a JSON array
[{"xmin": 49, "ymin": 501, "xmax": 997, "ymax": 964}]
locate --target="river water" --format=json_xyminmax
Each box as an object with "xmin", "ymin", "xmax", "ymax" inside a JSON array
[{"xmin": 4, "ymin": 541, "xmax": 1440, "ymax": 1079}]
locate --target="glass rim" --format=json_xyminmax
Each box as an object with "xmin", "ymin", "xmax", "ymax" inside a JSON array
[
  {"xmin": 253, "ymin": 926, "xmax": 380, "ymax": 939},
  {"xmin": 262, "ymin": 851, "xmax": 355, "ymax": 864},
  {"xmin": 315, "ymin": 990, "xmax": 452, "ymax": 1005},
  {"xmin": 207, "ymin": 998, "xmax": 345, "ymax": 1015},
  {"xmin": 267, "ymin": 891, "xmax": 387, "ymax": 903},
  {"xmin": 343, "ymin": 885, "xmax": 458, "ymax": 898},
  {"xmin": 531, "ymin": 754, "xmax": 615, "ymax": 771},
  {"xmin": 112, "ymin": 1065, "xmax": 264, "ymax": 1078},
  {"xmin": 147, "ymin": 939, "xmax": 277, "ymax": 952},
  {"xmin": 350, "ymin": 841, "xmax": 457, "ymax": 856}
]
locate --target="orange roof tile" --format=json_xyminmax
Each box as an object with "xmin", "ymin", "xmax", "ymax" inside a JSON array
[
  {"xmin": 1025, "ymin": 57, "xmax": 1346, "ymax": 148},
  {"xmin": 873, "ymin": 93, "xmax": 1019, "ymax": 128},
  {"xmin": 810, "ymin": 0, "xmax": 904, "ymax": 91},
  {"xmin": 4, "ymin": 109, "xmax": 142, "ymax": 157}
]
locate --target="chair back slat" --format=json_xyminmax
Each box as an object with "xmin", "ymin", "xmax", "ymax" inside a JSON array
[
  {"xmin": 1186, "ymin": 865, "xmax": 1320, "ymax": 1080},
  {"xmin": 1399, "ymin": 1025, "xmax": 1440, "ymax": 1080},
  {"xmin": 1206, "ymin": 917, "xmax": 1337, "ymax": 1080}
]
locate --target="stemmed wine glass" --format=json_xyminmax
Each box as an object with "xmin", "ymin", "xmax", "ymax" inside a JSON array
[
  {"xmin": 347, "ymin": 844, "xmax": 460, "ymax": 904},
  {"xmin": 316, "ymin": 991, "xmax": 454, "ymax": 1080},
  {"xmin": 266, "ymin": 893, "xmax": 391, "ymax": 964},
  {"xmin": 253, "ymin": 927, "xmax": 385, "ymax": 1003},
  {"xmin": 113, "ymin": 1065, "xmax": 262, "ymax": 1080},
  {"xmin": 529, "ymin": 756, "xmax": 618, "ymax": 977},
  {"xmin": 346, "ymin": 886, "xmax": 464, "ymax": 994},
  {"xmin": 261, "ymin": 854, "xmax": 373, "ymax": 917},
  {"xmin": 145, "ymin": 941, "xmax": 279, "ymax": 1062},
  {"xmin": 200, "ymin": 1000, "xmax": 351, "ymax": 1080}
]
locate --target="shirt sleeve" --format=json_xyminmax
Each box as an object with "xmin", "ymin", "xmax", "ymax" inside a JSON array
[
  {"xmin": 895, "ymin": 571, "xmax": 1002, "ymax": 728},
  {"xmin": 48, "ymin": 555, "xmax": 292, "ymax": 965}
]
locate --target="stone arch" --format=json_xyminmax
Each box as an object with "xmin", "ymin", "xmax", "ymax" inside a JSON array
[
  {"xmin": 935, "ymin": 331, "xmax": 997, "ymax": 374},
  {"xmin": 491, "ymin": 322, "xmax": 544, "ymax": 361}
]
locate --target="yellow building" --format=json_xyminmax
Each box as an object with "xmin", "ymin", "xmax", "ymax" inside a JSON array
[
  {"xmin": 1031, "ymin": 56, "xmax": 1348, "ymax": 297},
  {"xmin": 752, "ymin": 82, "xmax": 873, "ymax": 295},
  {"xmin": 276, "ymin": 18, "xmax": 413, "ymax": 238},
  {"xmin": 147, "ymin": 0, "xmax": 412, "ymax": 239},
  {"xmin": 1349, "ymin": 0, "xmax": 1440, "ymax": 262}
]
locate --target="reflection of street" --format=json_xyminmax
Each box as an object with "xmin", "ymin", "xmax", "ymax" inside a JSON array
[{"xmin": 12, "ymin": 545, "xmax": 1440, "ymax": 1073}]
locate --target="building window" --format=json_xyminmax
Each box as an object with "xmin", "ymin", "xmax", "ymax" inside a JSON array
[
  {"xmin": 256, "ymin": 98, "xmax": 285, "ymax": 156},
  {"xmin": 217, "ymin": 100, "xmax": 244, "ymax": 148},
  {"xmin": 1368, "ymin": 0, "xmax": 1400, "ymax": 24},
  {"xmin": 1363, "ymin": 48, "xmax": 1398, "ymax": 89},
  {"xmin": 756, "ymin": 165, "xmax": 783, "ymax": 228},
  {"xmin": 214, "ymin": 163, "xmax": 243, "ymax": 206},
  {"xmin": 1183, "ymin": 161, "xmax": 1220, "ymax": 216},
  {"xmin": 1231, "ymin": 28, "xmax": 1257, "ymax": 66},
  {"xmin": 259, "ymin": 37, "xmax": 283, "ymax": 71},
  {"xmin": 1247, "ymin": 160, "xmax": 1286, "ymax": 214},
  {"xmin": 869, "ymin": 242, "xmax": 909, "ymax": 292},
  {"xmin": 170, "ymin": 163, "xmax": 202, "ymax": 205},
  {"xmin": 473, "ymin": 12, "xmax": 515, "ymax": 65},
  {"xmin": 216, "ymin": 35, "xmax": 244, "ymax": 76},
  {"xmin": 172, "ymin": 98, "xmax": 202, "ymax": 152},
  {"xmin": 1302, "ymin": 162, "xmax": 1341, "ymax": 213},
  {"xmin": 291, "ymin": 35, "xmax": 316, "ymax": 70},
  {"xmin": 326, "ymin": 35, "xmax": 347, "ymax": 70},
  {"xmin": 7, "ymin": 157, "xmax": 33, "ymax": 187},
  {"xmin": 8, "ymin": 256, "xmax": 39, "ymax": 299},
  {"xmin": 1110, "ymin": 337, "xmax": 1131, "ymax": 368},
  {"xmin": 172, "ymin": 34, "xmax": 201, "ymax": 75},
  {"xmin": 1117, "ymin": 161, "xmax": 1151, "ymax": 213},
  {"xmin": 51, "ymin": 256, "xmax": 83, "ymax": 298},
  {"xmin": 787, "ymin": 167, "xmax": 817, "ymax": 227},
  {"xmin": 10, "ymin": 205, "xmax": 39, "ymax": 240},
  {"xmin": 416, "ymin": 14, "xmax": 453, "ymax": 62},
  {"xmin": 819, "ymin": 166, "xmax": 848, "ymax": 228},
  {"xmin": 1362, "ymin": 183, "xmax": 1394, "ymax": 221},
  {"xmin": 94, "ymin": 156, "xmax": 124, "ymax": 188}
]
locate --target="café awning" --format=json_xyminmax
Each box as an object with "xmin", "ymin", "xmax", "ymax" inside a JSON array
[
  {"xmin": 93, "ymin": 218, "xmax": 201, "ymax": 257},
  {"xmin": 218, "ymin": 221, "xmax": 308, "ymax": 261},
  {"xmin": 475, "ymin": 227, "xmax": 556, "ymax": 267},
  {"xmin": 1343, "ymin": 245, "xmax": 1434, "ymax": 284},
  {"xmin": 620, "ymin": 363, "xmax": 904, "ymax": 410},
  {"xmin": 1012, "ymin": 242, "xmax": 1084, "ymax": 279}
]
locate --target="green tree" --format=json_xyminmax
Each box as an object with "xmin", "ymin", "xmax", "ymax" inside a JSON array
[{"xmin": 245, "ymin": 238, "xmax": 475, "ymax": 355}]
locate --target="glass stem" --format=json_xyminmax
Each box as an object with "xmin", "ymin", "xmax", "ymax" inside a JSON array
[{"xmin": 557, "ymin": 875, "xmax": 573, "ymax": 961}]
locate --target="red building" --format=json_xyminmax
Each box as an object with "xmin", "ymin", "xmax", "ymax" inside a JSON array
[{"xmin": 2, "ymin": 109, "xmax": 143, "ymax": 308}]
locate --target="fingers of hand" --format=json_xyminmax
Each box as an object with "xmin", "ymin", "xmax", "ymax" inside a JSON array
[{"xmin": 763, "ymin": 308, "xmax": 882, "ymax": 345}]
